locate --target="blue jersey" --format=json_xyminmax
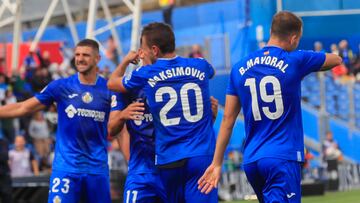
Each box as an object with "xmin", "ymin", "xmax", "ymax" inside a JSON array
[
  {"xmin": 123, "ymin": 56, "xmax": 216, "ymax": 165},
  {"xmin": 227, "ymin": 46, "xmax": 325, "ymax": 164},
  {"xmin": 35, "ymin": 74, "xmax": 123, "ymax": 174},
  {"xmin": 125, "ymin": 90, "xmax": 157, "ymax": 174}
]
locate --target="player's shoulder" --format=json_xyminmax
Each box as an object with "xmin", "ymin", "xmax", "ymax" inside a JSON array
[
  {"xmin": 186, "ymin": 56, "xmax": 210, "ymax": 65},
  {"xmin": 96, "ymin": 74, "xmax": 108, "ymax": 85},
  {"xmin": 130, "ymin": 64, "xmax": 151, "ymax": 76},
  {"xmin": 288, "ymin": 49, "xmax": 316, "ymax": 63},
  {"xmin": 289, "ymin": 49, "xmax": 318, "ymax": 57},
  {"xmin": 179, "ymin": 57, "xmax": 214, "ymax": 73},
  {"xmin": 47, "ymin": 75, "xmax": 71, "ymax": 87}
]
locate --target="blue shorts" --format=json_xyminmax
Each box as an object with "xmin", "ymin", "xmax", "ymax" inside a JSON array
[
  {"xmin": 47, "ymin": 170, "xmax": 111, "ymax": 203},
  {"xmin": 159, "ymin": 155, "xmax": 218, "ymax": 203},
  {"xmin": 124, "ymin": 173, "xmax": 167, "ymax": 203},
  {"xmin": 243, "ymin": 158, "xmax": 301, "ymax": 203}
]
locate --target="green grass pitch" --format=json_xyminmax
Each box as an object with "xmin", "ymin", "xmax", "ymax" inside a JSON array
[{"xmin": 221, "ymin": 190, "xmax": 360, "ymax": 203}]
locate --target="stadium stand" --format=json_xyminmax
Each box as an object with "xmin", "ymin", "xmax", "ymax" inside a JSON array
[{"xmin": 1, "ymin": 0, "xmax": 360, "ymax": 202}]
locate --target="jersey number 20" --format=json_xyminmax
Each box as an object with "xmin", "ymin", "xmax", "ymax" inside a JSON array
[
  {"xmin": 245, "ymin": 76, "xmax": 284, "ymax": 121},
  {"xmin": 155, "ymin": 83, "xmax": 203, "ymax": 126}
]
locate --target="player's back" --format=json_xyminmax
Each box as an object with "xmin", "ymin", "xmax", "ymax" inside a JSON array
[
  {"xmin": 141, "ymin": 56, "xmax": 216, "ymax": 165},
  {"xmin": 228, "ymin": 46, "xmax": 325, "ymax": 164},
  {"xmin": 36, "ymin": 74, "xmax": 113, "ymax": 174}
]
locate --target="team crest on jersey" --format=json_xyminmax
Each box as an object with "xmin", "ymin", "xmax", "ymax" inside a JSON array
[
  {"xmin": 53, "ymin": 195, "xmax": 61, "ymax": 203},
  {"xmin": 82, "ymin": 92, "xmax": 93, "ymax": 103}
]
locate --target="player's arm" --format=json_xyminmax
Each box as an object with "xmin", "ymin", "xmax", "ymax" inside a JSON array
[
  {"xmin": 198, "ymin": 95, "xmax": 241, "ymax": 194},
  {"xmin": 116, "ymin": 127, "xmax": 130, "ymax": 162},
  {"xmin": 108, "ymin": 51, "xmax": 139, "ymax": 93},
  {"xmin": 210, "ymin": 96, "xmax": 218, "ymax": 122},
  {"xmin": 320, "ymin": 53, "xmax": 342, "ymax": 71},
  {"xmin": 0, "ymin": 97, "xmax": 46, "ymax": 119},
  {"xmin": 108, "ymin": 102, "xmax": 145, "ymax": 137}
]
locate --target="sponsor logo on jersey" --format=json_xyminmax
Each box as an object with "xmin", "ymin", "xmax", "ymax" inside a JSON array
[
  {"xmin": 133, "ymin": 113, "xmax": 153, "ymax": 126},
  {"xmin": 286, "ymin": 193, "xmax": 295, "ymax": 199},
  {"xmin": 68, "ymin": 93, "xmax": 78, "ymax": 98},
  {"xmin": 65, "ymin": 104, "xmax": 105, "ymax": 122},
  {"xmin": 82, "ymin": 92, "xmax": 93, "ymax": 103},
  {"xmin": 65, "ymin": 104, "xmax": 77, "ymax": 118}
]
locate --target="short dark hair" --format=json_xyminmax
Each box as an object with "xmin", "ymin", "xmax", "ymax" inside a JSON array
[
  {"xmin": 76, "ymin": 39, "xmax": 100, "ymax": 53},
  {"xmin": 141, "ymin": 22, "xmax": 175, "ymax": 54},
  {"xmin": 271, "ymin": 11, "xmax": 302, "ymax": 38}
]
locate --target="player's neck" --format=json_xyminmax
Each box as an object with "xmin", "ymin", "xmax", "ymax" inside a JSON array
[
  {"xmin": 158, "ymin": 52, "xmax": 176, "ymax": 59},
  {"xmin": 78, "ymin": 71, "xmax": 98, "ymax": 85},
  {"xmin": 267, "ymin": 37, "xmax": 291, "ymax": 51}
]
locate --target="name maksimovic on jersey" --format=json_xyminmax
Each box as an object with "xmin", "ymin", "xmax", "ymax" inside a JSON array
[{"xmin": 148, "ymin": 66, "xmax": 206, "ymax": 87}]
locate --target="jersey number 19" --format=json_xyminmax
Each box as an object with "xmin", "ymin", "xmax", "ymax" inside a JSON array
[{"xmin": 245, "ymin": 76, "xmax": 284, "ymax": 121}]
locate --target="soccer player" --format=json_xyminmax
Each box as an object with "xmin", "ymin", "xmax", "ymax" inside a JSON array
[
  {"xmin": 108, "ymin": 22, "xmax": 218, "ymax": 203},
  {"xmin": 108, "ymin": 50, "xmax": 167, "ymax": 203},
  {"xmin": 197, "ymin": 11, "xmax": 342, "ymax": 203},
  {"xmin": 0, "ymin": 39, "xmax": 139, "ymax": 203},
  {"xmin": 109, "ymin": 48, "xmax": 220, "ymax": 203}
]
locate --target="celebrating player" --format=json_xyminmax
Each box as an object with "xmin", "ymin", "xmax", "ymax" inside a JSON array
[
  {"xmin": 197, "ymin": 11, "xmax": 342, "ymax": 203},
  {"xmin": 108, "ymin": 22, "xmax": 218, "ymax": 203},
  {"xmin": 0, "ymin": 39, "xmax": 137, "ymax": 203},
  {"xmin": 108, "ymin": 49, "xmax": 168, "ymax": 203}
]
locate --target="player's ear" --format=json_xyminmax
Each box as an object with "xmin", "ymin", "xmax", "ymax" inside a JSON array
[
  {"xmin": 96, "ymin": 53, "xmax": 101, "ymax": 63},
  {"xmin": 151, "ymin": 45, "xmax": 160, "ymax": 57},
  {"xmin": 289, "ymin": 34, "xmax": 298, "ymax": 46}
]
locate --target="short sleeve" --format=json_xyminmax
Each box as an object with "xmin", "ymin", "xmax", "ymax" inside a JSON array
[
  {"xmin": 35, "ymin": 80, "xmax": 59, "ymax": 106},
  {"xmin": 297, "ymin": 50, "xmax": 326, "ymax": 77},
  {"xmin": 226, "ymin": 65, "xmax": 239, "ymax": 96},
  {"xmin": 203, "ymin": 59, "xmax": 215, "ymax": 79},
  {"xmin": 110, "ymin": 92, "xmax": 126, "ymax": 111},
  {"xmin": 122, "ymin": 67, "xmax": 147, "ymax": 91}
]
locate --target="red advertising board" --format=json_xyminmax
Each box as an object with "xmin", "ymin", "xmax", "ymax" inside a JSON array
[{"xmin": 5, "ymin": 42, "xmax": 63, "ymax": 76}]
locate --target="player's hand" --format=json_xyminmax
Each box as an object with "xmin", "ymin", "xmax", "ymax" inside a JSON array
[
  {"xmin": 121, "ymin": 102, "xmax": 144, "ymax": 120},
  {"xmin": 210, "ymin": 96, "xmax": 218, "ymax": 121},
  {"xmin": 124, "ymin": 51, "xmax": 140, "ymax": 65},
  {"xmin": 197, "ymin": 163, "xmax": 221, "ymax": 194}
]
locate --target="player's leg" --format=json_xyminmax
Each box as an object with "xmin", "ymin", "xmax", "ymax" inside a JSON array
[
  {"xmin": 243, "ymin": 161, "xmax": 265, "ymax": 203},
  {"xmin": 258, "ymin": 158, "xmax": 301, "ymax": 203},
  {"xmin": 124, "ymin": 173, "xmax": 167, "ymax": 203},
  {"xmin": 84, "ymin": 173, "xmax": 111, "ymax": 203},
  {"xmin": 184, "ymin": 155, "xmax": 218, "ymax": 203},
  {"xmin": 159, "ymin": 163, "xmax": 186, "ymax": 203},
  {"xmin": 47, "ymin": 171, "xmax": 83, "ymax": 203}
]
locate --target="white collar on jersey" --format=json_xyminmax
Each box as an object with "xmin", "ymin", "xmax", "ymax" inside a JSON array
[
  {"xmin": 157, "ymin": 55, "xmax": 179, "ymax": 60},
  {"xmin": 77, "ymin": 73, "xmax": 99, "ymax": 85}
]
